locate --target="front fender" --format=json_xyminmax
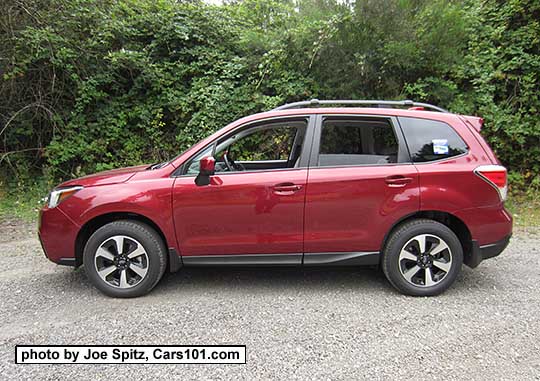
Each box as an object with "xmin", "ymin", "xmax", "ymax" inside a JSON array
[{"xmin": 58, "ymin": 178, "xmax": 177, "ymax": 250}]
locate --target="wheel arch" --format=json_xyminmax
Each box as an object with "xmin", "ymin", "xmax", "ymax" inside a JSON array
[
  {"xmin": 75, "ymin": 212, "xmax": 175, "ymax": 270},
  {"xmin": 381, "ymin": 210, "xmax": 473, "ymax": 263}
]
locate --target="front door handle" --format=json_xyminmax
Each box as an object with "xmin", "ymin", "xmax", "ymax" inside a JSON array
[
  {"xmin": 273, "ymin": 183, "xmax": 303, "ymax": 194},
  {"xmin": 385, "ymin": 175, "xmax": 413, "ymax": 187}
]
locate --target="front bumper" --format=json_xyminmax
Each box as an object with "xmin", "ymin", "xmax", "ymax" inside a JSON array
[
  {"xmin": 466, "ymin": 234, "xmax": 512, "ymax": 268},
  {"xmin": 38, "ymin": 206, "xmax": 80, "ymax": 266}
]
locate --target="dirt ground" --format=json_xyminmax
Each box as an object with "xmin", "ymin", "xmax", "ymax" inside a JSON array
[{"xmin": 1, "ymin": 218, "xmax": 539, "ymax": 380}]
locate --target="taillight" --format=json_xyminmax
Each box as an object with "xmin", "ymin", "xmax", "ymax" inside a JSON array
[{"xmin": 474, "ymin": 165, "xmax": 507, "ymax": 201}]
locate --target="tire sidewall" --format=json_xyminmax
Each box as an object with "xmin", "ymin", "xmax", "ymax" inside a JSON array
[
  {"xmin": 83, "ymin": 221, "xmax": 166, "ymax": 298},
  {"xmin": 383, "ymin": 220, "xmax": 463, "ymax": 296}
]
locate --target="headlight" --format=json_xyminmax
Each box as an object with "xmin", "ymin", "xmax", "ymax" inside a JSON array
[{"xmin": 48, "ymin": 186, "xmax": 83, "ymax": 208}]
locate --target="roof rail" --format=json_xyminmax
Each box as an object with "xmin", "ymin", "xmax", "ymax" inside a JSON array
[{"xmin": 272, "ymin": 99, "xmax": 449, "ymax": 113}]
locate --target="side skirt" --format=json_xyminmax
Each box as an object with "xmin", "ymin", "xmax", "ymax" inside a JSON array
[
  {"xmin": 181, "ymin": 252, "xmax": 379, "ymax": 267},
  {"xmin": 182, "ymin": 253, "xmax": 302, "ymax": 266},
  {"xmin": 303, "ymin": 252, "xmax": 379, "ymax": 266}
]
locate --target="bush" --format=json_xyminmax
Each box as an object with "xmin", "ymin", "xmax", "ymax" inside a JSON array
[{"xmin": 0, "ymin": 0, "xmax": 538, "ymax": 187}]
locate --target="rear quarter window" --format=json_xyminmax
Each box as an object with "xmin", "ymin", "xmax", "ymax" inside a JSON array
[{"xmin": 398, "ymin": 117, "xmax": 468, "ymax": 162}]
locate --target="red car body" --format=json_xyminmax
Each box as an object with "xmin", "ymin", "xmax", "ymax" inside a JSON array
[{"xmin": 39, "ymin": 107, "xmax": 512, "ymax": 273}]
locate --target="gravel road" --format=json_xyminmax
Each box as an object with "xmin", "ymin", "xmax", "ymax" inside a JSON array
[{"xmin": 1, "ymin": 219, "xmax": 539, "ymax": 380}]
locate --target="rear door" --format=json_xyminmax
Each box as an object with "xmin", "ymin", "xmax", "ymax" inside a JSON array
[{"xmin": 303, "ymin": 114, "xmax": 420, "ymax": 262}]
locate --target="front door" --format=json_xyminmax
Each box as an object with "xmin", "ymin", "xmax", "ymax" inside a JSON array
[{"xmin": 172, "ymin": 116, "xmax": 314, "ymax": 264}]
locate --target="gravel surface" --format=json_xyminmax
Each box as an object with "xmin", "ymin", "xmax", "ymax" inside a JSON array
[{"xmin": 1, "ymin": 218, "xmax": 539, "ymax": 380}]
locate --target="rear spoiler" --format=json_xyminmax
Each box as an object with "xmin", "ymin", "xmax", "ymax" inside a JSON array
[
  {"xmin": 459, "ymin": 115, "xmax": 484, "ymax": 132},
  {"xmin": 459, "ymin": 115, "xmax": 499, "ymax": 164}
]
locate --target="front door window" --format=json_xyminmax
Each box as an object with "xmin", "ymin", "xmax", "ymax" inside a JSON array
[{"xmin": 184, "ymin": 119, "xmax": 307, "ymax": 175}]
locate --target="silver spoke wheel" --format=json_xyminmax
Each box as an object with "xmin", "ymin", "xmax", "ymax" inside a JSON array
[
  {"xmin": 94, "ymin": 235, "xmax": 149, "ymax": 289},
  {"xmin": 398, "ymin": 234, "xmax": 452, "ymax": 288}
]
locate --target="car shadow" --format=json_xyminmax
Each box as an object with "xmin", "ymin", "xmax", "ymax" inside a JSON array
[
  {"xmin": 153, "ymin": 264, "xmax": 506, "ymax": 298},
  {"xmin": 47, "ymin": 263, "xmax": 503, "ymax": 299},
  {"xmin": 153, "ymin": 266, "xmax": 391, "ymax": 296}
]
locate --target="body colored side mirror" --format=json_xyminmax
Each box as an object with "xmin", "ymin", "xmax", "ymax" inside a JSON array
[{"xmin": 195, "ymin": 156, "xmax": 215, "ymax": 186}]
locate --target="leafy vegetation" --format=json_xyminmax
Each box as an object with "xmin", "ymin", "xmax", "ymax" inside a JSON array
[
  {"xmin": 0, "ymin": 0, "xmax": 539, "ymax": 195},
  {"xmin": 0, "ymin": 179, "xmax": 47, "ymax": 221}
]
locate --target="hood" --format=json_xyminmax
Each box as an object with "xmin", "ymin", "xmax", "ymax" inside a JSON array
[{"xmin": 58, "ymin": 164, "xmax": 151, "ymax": 188}]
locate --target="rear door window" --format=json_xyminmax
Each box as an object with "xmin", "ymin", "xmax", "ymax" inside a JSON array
[
  {"xmin": 317, "ymin": 118, "xmax": 400, "ymax": 167},
  {"xmin": 398, "ymin": 117, "xmax": 468, "ymax": 162}
]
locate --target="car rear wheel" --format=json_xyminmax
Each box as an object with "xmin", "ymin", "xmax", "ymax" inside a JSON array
[
  {"xmin": 83, "ymin": 220, "xmax": 167, "ymax": 298},
  {"xmin": 382, "ymin": 219, "xmax": 463, "ymax": 296}
]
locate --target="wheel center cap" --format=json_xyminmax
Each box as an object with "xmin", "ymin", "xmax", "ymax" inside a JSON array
[
  {"xmin": 115, "ymin": 255, "xmax": 129, "ymax": 268},
  {"xmin": 418, "ymin": 255, "xmax": 432, "ymax": 268}
]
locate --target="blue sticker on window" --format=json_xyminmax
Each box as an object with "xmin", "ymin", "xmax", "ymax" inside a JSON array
[{"xmin": 432, "ymin": 139, "xmax": 449, "ymax": 155}]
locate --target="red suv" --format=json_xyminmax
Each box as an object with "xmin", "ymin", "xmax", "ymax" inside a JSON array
[{"xmin": 38, "ymin": 100, "xmax": 512, "ymax": 297}]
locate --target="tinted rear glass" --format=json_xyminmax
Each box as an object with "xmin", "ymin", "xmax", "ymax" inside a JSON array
[
  {"xmin": 318, "ymin": 118, "xmax": 398, "ymax": 166},
  {"xmin": 399, "ymin": 117, "xmax": 468, "ymax": 162}
]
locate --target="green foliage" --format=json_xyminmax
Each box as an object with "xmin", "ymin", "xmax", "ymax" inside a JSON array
[
  {"xmin": 1, "ymin": 0, "xmax": 269, "ymax": 182},
  {"xmin": 454, "ymin": 0, "xmax": 540, "ymax": 184},
  {"xmin": 0, "ymin": 0, "xmax": 539, "ymax": 188},
  {"xmin": 0, "ymin": 177, "xmax": 49, "ymax": 221}
]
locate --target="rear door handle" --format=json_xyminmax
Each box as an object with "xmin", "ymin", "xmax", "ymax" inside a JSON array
[
  {"xmin": 385, "ymin": 175, "xmax": 413, "ymax": 187},
  {"xmin": 273, "ymin": 182, "xmax": 303, "ymax": 194}
]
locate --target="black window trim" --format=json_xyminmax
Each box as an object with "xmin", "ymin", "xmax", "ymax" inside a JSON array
[
  {"xmin": 308, "ymin": 114, "xmax": 412, "ymax": 169},
  {"xmin": 172, "ymin": 114, "xmax": 316, "ymax": 177}
]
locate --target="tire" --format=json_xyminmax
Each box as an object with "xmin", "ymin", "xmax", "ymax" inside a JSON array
[
  {"xmin": 83, "ymin": 220, "xmax": 167, "ymax": 298},
  {"xmin": 382, "ymin": 219, "xmax": 463, "ymax": 296}
]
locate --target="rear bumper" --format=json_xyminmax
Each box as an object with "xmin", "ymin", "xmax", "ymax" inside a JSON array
[
  {"xmin": 454, "ymin": 205, "xmax": 513, "ymax": 246},
  {"xmin": 466, "ymin": 234, "xmax": 511, "ymax": 268},
  {"xmin": 454, "ymin": 204, "xmax": 512, "ymax": 268}
]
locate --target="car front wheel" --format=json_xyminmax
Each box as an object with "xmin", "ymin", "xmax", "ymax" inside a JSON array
[
  {"xmin": 83, "ymin": 220, "xmax": 167, "ymax": 298},
  {"xmin": 382, "ymin": 219, "xmax": 463, "ymax": 296}
]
